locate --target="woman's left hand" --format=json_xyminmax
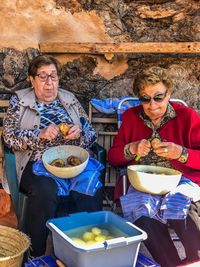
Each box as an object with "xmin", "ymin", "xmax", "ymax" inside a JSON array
[
  {"xmin": 153, "ymin": 141, "xmax": 183, "ymax": 160},
  {"xmin": 63, "ymin": 124, "xmax": 82, "ymax": 140}
]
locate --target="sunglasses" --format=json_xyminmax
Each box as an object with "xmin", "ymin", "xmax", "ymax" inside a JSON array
[
  {"xmin": 35, "ymin": 72, "xmax": 58, "ymax": 82},
  {"xmin": 139, "ymin": 91, "xmax": 168, "ymax": 104}
]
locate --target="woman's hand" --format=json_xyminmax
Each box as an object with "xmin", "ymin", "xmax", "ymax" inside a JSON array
[
  {"xmin": 63, "ymin": 124, "xmax": 82, "ymax": 140},
  {"xmin": 153, "ymin": 141, "xmax": 182, "ymax": 160},
  {"xmin": 129, "ymin": 139, "xmax": 151, "ymax": 157},
  {"xmin": 39, "ymin": 124, "xmax": 59, "ymax": 140}
]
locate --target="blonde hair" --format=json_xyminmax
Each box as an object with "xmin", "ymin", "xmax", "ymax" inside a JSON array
[{"xmin": 133, "ymin": 66, "xmax": 173, "ymax": 96}]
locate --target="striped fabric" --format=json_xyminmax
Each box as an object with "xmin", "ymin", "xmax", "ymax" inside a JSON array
[
  {"xmin": 32, "ymin": 157, "xmax": 104, "ymax": 196},
  {"xmin": 37, "ymin": 99, "xmax": 73, "ymax": 129},
  {"xmin": 120, "ymin": 177, "xmax": 200, "ymax": 224}
]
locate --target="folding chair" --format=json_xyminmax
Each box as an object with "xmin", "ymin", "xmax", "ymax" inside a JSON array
[
  {"xmin": 3, "ymin": 144, "xmax": 28, "ymax": 231},
  {"xmin": 3, "ymin": 141, "xmax": 106, "ymax": 231},
  {"xmin": 0, "ymin": 91, "xmax": 106, "ymax": 229},
  {"xmin": 116, "ymin": 96, "xmax": 188, "ymax": 196}
]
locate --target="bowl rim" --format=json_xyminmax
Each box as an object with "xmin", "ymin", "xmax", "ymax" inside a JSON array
[
  {"xmin": 42, "ymin": 145, "xmax": 89, "ymax": 170},
  {"xmin": 127, "ymin": 164, "xmax": 182, "ymax": 176}
]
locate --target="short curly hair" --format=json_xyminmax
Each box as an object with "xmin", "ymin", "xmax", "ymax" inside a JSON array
[
  {"xmin": 133, "ymin": 66, "xmax": 173, "ymax": 96},
  {"xmin": 28, "ymin": 55, "xmax": 61, "ymax": 78}
]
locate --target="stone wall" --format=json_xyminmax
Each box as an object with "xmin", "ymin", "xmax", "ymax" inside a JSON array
[{"xmin": 0, "ymin": 0, "xmax": 200, "ymax": 113}]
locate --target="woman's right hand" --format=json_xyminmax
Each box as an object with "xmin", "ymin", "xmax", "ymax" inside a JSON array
[
  {"xmin": 129, "ymin": 139, "xmax": 151, "ymax": 157},
  {"xmin": 39, "ymin": 124, "xmax": 60, "ymax": 140}
]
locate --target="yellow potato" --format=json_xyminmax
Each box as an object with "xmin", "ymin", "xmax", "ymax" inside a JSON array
[
  {"xmin": 82, "ymin": 231, "xmax": 95, "ymax": 242},
  {"xmin": 86, "ymin": 240, "xmax": 96, "ymax": 245},
  {"xmin": 91, "ymin": 227, "xmax": 102, "ymax": 236},
  {"xmin": 106, "ymin": 235, "xmax": 114, "ymax": 240},
  {"xmin": 151, "ymin": 138, "xmax": 161, "ymax": 149},
  {"xmin": 94, "ymin": 235, "xmax": 106, "ymax": 242},
  {"xmin": 71, "ymin": 237, "xmax": 86, "ymax": 246},
  {"xmin": 59, "ymin": 123, "xmax": 70, "ymax": 136}
]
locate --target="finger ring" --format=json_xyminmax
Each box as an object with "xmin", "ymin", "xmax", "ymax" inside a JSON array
[{"xmin": 164, "ymin": 148, "xmax": 168, "ymax": 153}]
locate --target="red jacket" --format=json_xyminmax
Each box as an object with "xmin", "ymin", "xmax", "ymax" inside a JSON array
[{"xmin": 108, "ymin": 102, "xmax": 200, "ymax": 186}]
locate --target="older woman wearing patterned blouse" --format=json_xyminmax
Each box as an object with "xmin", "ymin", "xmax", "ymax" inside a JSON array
[{"xmin": 3, "ymin": 55, "xmax": 103, "ymax": 257}]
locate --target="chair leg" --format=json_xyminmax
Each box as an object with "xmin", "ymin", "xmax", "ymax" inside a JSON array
[
  {"xmin": 18, "ymin": 194, "xmax": 28, "ymax": 231},
  {"xmin": 122, "ymin": 175, "xmax": 127, "ymax": 195}
]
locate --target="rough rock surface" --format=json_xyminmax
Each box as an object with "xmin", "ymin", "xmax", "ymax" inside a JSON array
[
  {"xmin": 1, "ymin": 49, "xmax": 199, "ymax": 112},
  {"xmin": 0, "ymin": 0, "xmax": 199, "ymax": 113}
]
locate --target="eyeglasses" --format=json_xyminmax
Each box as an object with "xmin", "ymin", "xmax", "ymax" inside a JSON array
[
  {"xmin": 35, "ymin": 72, "xmax": 58, "ymax": 82},
  {"xmin": 139, "ymin": 91, "xmax": 168, "ymax": 104}
]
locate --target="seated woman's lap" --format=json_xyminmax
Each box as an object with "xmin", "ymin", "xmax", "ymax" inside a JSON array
[
  {"xmin": 20, "ymin": 161, "xmax": 103, "ymax": 256},
  {"xmin": 135, "ymin": 216, "xmax": 181, "ymax": 266},
  {"xmin": 20, "ymin": 162, "xmax": 59, "ymax": 203},
  {"xmin": 20, "ymin": 161, "xmax": 103, "ymax": 215},
  {"xmin": 70, "ymin": 188, "xmax": 103, "ymax": 212},
  {"xmin": 168, "ymin": 201, "xmax": 200, "ymax": 261},
  {"xmin": 135, "ymin": 202, "xmax": 200, "ymax": 266}
]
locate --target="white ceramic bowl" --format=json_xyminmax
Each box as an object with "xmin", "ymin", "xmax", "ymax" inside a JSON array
[
  {"xmin": 127, "ymin": 165, "xmax": 182, "ymax": 195},
  {"xmin": 42, "ymin": 145, "xmax": 89, "ymax": 179}
]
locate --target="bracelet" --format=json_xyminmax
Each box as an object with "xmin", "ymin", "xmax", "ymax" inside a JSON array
[
  {"xmin": 124, "ymin": 143, "xmax": 135, "ymax": 159},
  {"xmin": 177, "ymin": 146, "xmax": 188, "ymax": 163}
]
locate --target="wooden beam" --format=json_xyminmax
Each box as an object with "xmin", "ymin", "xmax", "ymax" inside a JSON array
[{"xmin": 39, "ymin": 42, "xmax": 200, "ymax": 54}]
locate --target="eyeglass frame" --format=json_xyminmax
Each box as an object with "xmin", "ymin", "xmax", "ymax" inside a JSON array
[
  {"xmin": 139, "ymin": 90, "xmax": 168, "ymax": 104},
  {"xmin": 35, "ymin": 72, "xmax": 59, "ymax": 82}
]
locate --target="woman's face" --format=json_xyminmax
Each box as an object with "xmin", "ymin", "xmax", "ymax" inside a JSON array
[
  {"xmin": 139, "ymin": 82, "xmax": 171, "ymax": 121},
  {"xmin": 30, "ymin": 64, "xmax": 59, "ymax": 104}
]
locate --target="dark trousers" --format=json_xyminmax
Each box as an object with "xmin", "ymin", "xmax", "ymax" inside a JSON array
[
  {"xmin": 135, "ymin": 201, "xmax": 200, "ymax": 267},
  {"xmin": 20, "ymin": 162, "xmax": 103, "ymax": 257}
]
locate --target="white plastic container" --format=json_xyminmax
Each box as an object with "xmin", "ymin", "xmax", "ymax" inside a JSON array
[
  {"xmin": 47, "ymin": 211, "xmax": 147, "ymax": 267},
  {"xmin": 127, "ymin": 165, "xmax": 181, "ymax": 195}
]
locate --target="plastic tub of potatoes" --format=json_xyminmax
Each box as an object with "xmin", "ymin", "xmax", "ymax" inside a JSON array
[{"xmin": 47, "ymin": 211, "xmax": 147, "ymax": 267}]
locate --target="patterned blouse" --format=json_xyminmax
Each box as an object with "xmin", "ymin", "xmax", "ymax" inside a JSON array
[
  {"xmin": 3, "ymin": 95, "xmax": 97, "ymax": 161},
  {"xmin": 125, "ymin": 103, "xmax": 176, "ymax": 168}
]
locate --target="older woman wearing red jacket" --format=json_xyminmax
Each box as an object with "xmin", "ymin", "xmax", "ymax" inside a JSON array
[{"xmin": 108, "ymin": 66, "xmax": 200, "ymax": 267}]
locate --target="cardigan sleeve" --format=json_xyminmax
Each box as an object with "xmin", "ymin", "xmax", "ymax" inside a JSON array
[
  {"xmin": 108, "ymin": 110, "xmax": 138, "ymax": 167},
  {"xmin": 174, "ymin": 108, "xmax": 200, "ymax": 170},
  {"xmin": 3, "ymin": 95, "xmax": 43, "ymax": 151}
]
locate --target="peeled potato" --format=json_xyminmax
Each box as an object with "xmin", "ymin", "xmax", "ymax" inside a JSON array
[
  {"xmin": 82, "ymin": 231, "xmax": 95, "ymax": 242},
  {"xmin": 71, "ymin": 237, "xmax": 86, "ymax": 246},
  {"xmin": 94, "ymin": 235, "xmax": 106, "ymax": 242},
  {"xmin": 106, "ymin": 235, "xmax": 114, "ymax": 240},
  {"xmin": 59, "ymin": 123, "xmax": 70, "ymax": 136},
  {"xmin": 86, "ymin": 240, "xmax": 96, "ymax": 245},
  {"xmin": 151, "ymin": 138, "xmax": 161, "ymax": 149},
  {"xmin": 91, "ymin": 227, "xmax": 102, "ymax": 236}
]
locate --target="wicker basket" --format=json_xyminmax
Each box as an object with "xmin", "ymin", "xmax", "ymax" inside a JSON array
[{"xmin": 0, "ymin": 225, "xmax": 30, "ymax": 267}]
